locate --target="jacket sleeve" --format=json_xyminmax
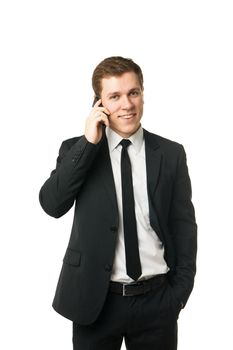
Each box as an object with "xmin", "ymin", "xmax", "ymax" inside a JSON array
[
  {"xmin": 39, "ymin": 136, "xmax": 100, "ymax": 218},
  {"xmin": 168, "ymin": 145, "xmax": 197, "ymax": 307}
]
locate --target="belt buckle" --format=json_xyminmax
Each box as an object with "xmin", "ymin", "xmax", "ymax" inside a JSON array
[
  {"xmin": 123, "ymin": 283, "xmax": 132, "ymax": 296},
  {"xmin": 122, "ymin": 281, "xmax": 141, "ymax": 297}
]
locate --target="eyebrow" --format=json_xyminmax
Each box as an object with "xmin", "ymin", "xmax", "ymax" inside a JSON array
[{"xmin": 106, "ymin": 88, "xmax": 140, "ymax": 97}]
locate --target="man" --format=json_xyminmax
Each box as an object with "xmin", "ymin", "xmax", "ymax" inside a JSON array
[{"xmin": 39, "ymin": 56, "xmax": 197, "ymax": 350}]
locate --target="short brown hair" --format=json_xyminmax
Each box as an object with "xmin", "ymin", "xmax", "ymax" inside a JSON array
[{"xmin": 92, "ymin": 56, "xmax": 144, "ymax": 97}]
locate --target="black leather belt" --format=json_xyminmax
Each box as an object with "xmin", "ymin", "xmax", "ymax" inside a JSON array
[{"xmin": 109, "ymin": 274, "xmax": 167, "ymax": 297}]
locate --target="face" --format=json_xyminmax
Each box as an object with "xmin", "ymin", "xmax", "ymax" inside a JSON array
[{"xmin": 100, "ymin": 72, "xmax": 144, "ymax": 138}]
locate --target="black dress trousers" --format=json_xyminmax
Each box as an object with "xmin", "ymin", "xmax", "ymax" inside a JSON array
[{"xmin": 73, "ymin": 277, "xmax": 181, "ymax": 350}]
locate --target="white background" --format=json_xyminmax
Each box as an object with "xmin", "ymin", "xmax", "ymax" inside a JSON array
[{"xmin": 1, "ymin": 0, "xmax": 232, "ymax": 349}]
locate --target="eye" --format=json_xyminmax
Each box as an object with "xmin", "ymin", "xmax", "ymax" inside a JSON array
[
  {"xmin": 130, "ymin": 90, "xmax": 140, "ymax": 96},
  {"xmin": 109, "ymin": 95, "xmax": 119, "ymax": 100}
]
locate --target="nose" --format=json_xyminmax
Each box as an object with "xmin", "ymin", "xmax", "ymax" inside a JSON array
[{"xmin": 121, "ymin": 95, "xmax": 133, "ymax": 110}]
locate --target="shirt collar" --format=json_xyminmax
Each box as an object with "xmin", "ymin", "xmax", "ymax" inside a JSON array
[{"xmin": 106, "ymin": 126, "xmax": 144, "ymax": 154}]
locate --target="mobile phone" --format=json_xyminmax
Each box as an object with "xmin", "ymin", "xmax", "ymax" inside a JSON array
[
  {"xmin": 92, "ymin": 96, "xmax": 103, "ymax": 107},
  {"xmin": 92, "ymin": 96, "xmax": 109, "ymax": 118}
]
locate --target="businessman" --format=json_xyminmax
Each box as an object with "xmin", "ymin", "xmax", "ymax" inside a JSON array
[{"xmin": 39, "ymin": 56, "xmax": 197, "ymax": 350}]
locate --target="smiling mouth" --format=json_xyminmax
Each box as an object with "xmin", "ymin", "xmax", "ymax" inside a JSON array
[{"xmin": 118, "ymin": 113, "xmax": 136, "ymax": 119}]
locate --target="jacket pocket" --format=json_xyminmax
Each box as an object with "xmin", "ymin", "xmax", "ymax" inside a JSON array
[{"xmin": 63, "ymin": 248, "xmax": 81, "ymax": 267}]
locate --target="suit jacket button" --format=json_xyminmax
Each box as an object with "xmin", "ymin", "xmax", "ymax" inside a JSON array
[
  {"xmin": 110, "ymin": 226, "xmax": 117, "ymax": 232},
  {"xmin": 105, "ymin": 264, "xmax": 112, "ymax": 272}
]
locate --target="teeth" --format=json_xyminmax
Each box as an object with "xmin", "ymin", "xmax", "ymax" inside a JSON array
[{"xmin": 121, "ymin": 114, "xmax": 134, "ymax": 119}]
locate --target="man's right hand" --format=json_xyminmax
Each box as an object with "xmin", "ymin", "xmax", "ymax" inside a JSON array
[{"xmin": 85, "ymin": 99, "xmax": 110, "ymax": 144}]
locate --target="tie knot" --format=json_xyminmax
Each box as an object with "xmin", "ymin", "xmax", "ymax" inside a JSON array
[{"xmin": 120, "ymin": 139, "xmax": 131, "ymax": 149}]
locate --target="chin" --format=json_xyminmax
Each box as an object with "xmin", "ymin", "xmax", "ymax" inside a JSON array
[{"xmin": 120, "ymin": 127, "xmax": 139, "ymax": 138}]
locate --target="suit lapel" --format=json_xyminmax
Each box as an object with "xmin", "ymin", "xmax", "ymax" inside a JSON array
[
  {"xmin": 144, "ymin": 129, "xmax": 164, "ymax": 241},
  {"xmin": 144, "ymin": 129, "xmax": 162, "ymax": 197},
  {"xmin": 96, "ymin": 135, "xmax": 118, "ymax": 213}
]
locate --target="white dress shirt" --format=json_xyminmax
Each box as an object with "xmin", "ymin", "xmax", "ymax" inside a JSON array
[{"xmin": 106, "ymin": 126, "xmax": 169, "ymax": 283}]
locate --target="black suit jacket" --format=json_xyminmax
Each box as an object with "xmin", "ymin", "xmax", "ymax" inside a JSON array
[{"xmin": 39, "ymin": 129, "xmax": 197, "ymax": 325}]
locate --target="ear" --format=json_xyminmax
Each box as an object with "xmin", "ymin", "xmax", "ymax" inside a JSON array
[{"xmin": 141, "ymin": 91, "xmax": 144, "ymax": 104}]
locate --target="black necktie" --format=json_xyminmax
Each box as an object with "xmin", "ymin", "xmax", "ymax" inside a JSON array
[{"xmin": 120, "ymin": 139, "xmax": 142, "ymax": 281}]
